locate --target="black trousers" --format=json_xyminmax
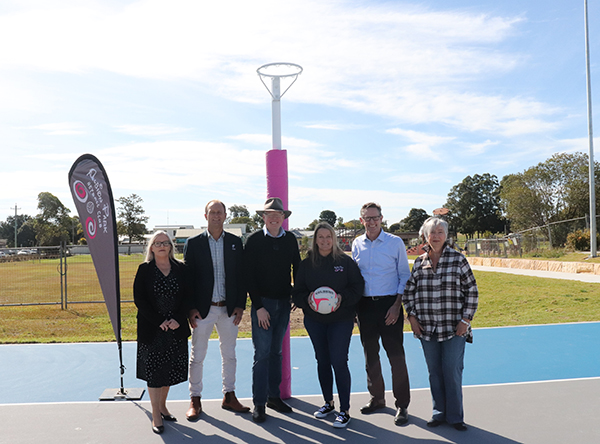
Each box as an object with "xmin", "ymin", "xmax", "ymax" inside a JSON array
[{"xmin": 357, "ymin": 296, "xmax": 411, "ymax": 409}]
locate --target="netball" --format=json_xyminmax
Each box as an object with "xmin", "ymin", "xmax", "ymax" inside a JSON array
[{"xmin": 310, "ymin": 286, "xmax": 339, "ymax": 314}]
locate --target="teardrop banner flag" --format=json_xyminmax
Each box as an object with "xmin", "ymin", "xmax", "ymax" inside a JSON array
[
  {"xmin": 68, "ymin": 154, "xmax": 143, "ymax": 400},
  {"xmin": 68, "ymin": 154, "xmax": 121, "ymax": 341}
]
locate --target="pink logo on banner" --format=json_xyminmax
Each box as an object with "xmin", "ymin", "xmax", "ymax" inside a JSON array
[
  {"xmin": 73, "ymin": 180, "xmax": 88, "ymax": 203},
  {"xmin": 86, "ymin": 217, "xmax": 97, "ymax": 239}
]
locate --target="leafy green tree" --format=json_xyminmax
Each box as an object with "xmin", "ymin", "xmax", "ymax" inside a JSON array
[
  {"xmin": 252, "ymin": 213, "xmax": 265, "ymax": 229},
  {"xmin": 318, "ymin": 210, "xmax": 337, "ymax": 227},
  {"xmin": 68, "ymin": 216, "xmax": 84, "ymax": 245},
  {"xmin": 344, "ymin": 219, "xmax": 362, "ymax": 230},
  {"xmin": 230, "ymin": 216, "xmax": 255, "ymax": 232},
  {"xmin": 500, "ymin": 152, "xmax": 600, "ymax": 246},
  {"xmin": 19, "ymin": 217, "xmax": 37, "ymax": 247},
  {"xmin": 0, "ymin": 214, "xmax": 35, "ymax": 247},
  {"xmin": 445, "ymin": 174, "xmax": 505, "ymax": 238},
  {"xmin": 500, "ymin": 173, "xmax": 549, "ymax": 231},
  {"xmin": 117, "ymin": 194, "xmax": 149, "ymax": 244},
  {"xmin": 400, "ymin": 208, "xmax": 430, "ymax": 231},
  {"xmin": 228, "ymin": 204, "xmax": 250, "ymax": 220},
  {"xmin": 307, "ymin": 219, "xmax": 319, "ymax": 230},
  {"xmin": 33, "ymin": 192, "xmax": 73, "ymax": 246}
]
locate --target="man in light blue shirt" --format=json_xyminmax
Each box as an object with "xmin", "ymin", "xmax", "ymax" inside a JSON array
[{"xmin": 352, "ymin": 202, "xmax": 411, "ymax": 426}]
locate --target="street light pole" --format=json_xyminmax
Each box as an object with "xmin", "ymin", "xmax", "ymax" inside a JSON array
[
  {"xmin": 584, "ymin": 0, "xmax": 597, "ymax": 257},
  {"xmin": 10, "ymin": 203, "xmax": 20, "ymax": 248}
]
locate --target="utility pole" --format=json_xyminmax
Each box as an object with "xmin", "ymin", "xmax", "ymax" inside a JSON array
[
  {"xmin": 585, "ymin": 0, "xmax": 597, "ymax": 257},
  {"xmin": 10, "ymin": 203, "xmax": 20, "ymax": 248}
]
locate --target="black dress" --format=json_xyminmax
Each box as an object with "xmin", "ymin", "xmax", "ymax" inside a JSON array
[{"xmin": 136, "ymin": 264, "xmax": 189, "ymax": 388}]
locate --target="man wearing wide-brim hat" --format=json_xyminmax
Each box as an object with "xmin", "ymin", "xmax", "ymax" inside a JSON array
[{"xmin": 244, "ymin": 197, "xmax": 300, "ymax": 423}]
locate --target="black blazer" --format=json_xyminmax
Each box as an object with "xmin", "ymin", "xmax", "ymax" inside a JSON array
[
  {"xmin": 184, "ymin": 230, "xmax": 246, "ymax": 319},
  {"xmin": 133, "ymin": 259, "xmax": 191, "ymax": 344}
]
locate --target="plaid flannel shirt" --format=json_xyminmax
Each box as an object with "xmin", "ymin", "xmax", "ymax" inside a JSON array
[{"xmin": 402, "ymin": 245, "xmax": 478, "ymax": 342}]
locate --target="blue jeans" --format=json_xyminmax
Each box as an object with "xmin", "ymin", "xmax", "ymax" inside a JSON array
[
  {"xmin": 304, "ymin": 316, "xmax": 354, "ymax": 412},
  {"xmin": 420, "ymin": 334, "xmax": 466, "ymax": 424},
  {"xmin": 251, "ymin": 298, "xmax": 291, "ymax": 406}
]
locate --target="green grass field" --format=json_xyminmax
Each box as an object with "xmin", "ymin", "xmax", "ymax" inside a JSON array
[{"xmin": 1, "ymin": 255, "xmax": 599, "ymax": 343}]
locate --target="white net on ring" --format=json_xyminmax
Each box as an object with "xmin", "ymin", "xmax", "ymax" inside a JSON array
[{"xmin": 257, "ymin": 62, "xmax": 303, "ymax": 99}]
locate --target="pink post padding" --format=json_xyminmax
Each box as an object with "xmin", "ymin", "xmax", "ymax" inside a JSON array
[
  {"xmin": 266, "ymin": 149, "xmax": 289, "ymax": 228},
  {"xmin": 265, "ymin": 149, "xmax": 292, "ymax": 399}
]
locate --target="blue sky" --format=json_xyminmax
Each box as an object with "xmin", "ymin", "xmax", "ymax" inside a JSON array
[{"xmin": 1, "ymin": 0, "xmax": 598, "ymax": 230}]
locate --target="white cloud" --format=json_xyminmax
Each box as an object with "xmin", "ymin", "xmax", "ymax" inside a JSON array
[
  {"xmin": 0, "ymin": 0, "xmax": 555, "ymax": 137},
  {"xmin": 387, "ymin": 128, "xmax": 455, "ymax": 161},
  {"xmin": 301, "ymin": 122, "xmax": 364, "ymax": 131},
  {"xmin": 465, "ymin": 139, "xmax": 500, "ymax": 155},
  {"xmin": 227, "ymin": 133, "xmax": 359, "ymax": 174},
  {"xmin": 24, "ymin": 122, "xmax": 85, "ymax": 135},
  {"xmin": 387, "ymin": 128, "xmax": 456, "ymax": 145},
  {"xmin": 93, "ymin": 140, "xmax": 265, "ymax": 192},
  {"xmin": 114, "ymin": 124, "xmax": 191, "ymax": 136},
  {"xmin": 227, "ymin": 133, "xmax": 322, "ymax": 149},
  {"xmin": 388, "ymin": 172, "xmax": 452, "ymax": 186}
]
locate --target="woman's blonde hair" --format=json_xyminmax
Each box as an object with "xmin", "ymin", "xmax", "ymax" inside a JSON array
[
  {"xmin": 309, "ymin": 222, "xmax": 345, "ymax": 266},
  {"xmin": 144, "ymin": 230, "xmax": 176, "ymax": 262}
]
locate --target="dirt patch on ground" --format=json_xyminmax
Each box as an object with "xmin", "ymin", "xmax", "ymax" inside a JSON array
[{"xmin": 237, "ymin": 306, "xmax": 305, "ymax": 335}]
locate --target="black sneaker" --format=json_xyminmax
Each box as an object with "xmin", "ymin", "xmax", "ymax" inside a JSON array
[
  {"xmin": 314, "ymin": 402, "xmax": 335, "ymax": 418},
  {"xmin": 333, "ymin": 411, "xmax": 351, "ymax": 428}
]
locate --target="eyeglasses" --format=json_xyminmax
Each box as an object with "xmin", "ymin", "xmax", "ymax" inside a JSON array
[
  {"xmin": 153, "ymin": 241, "xmax": 171, "ymax": 247},
  {"xmin": 362, "ymin": 216, "xmax": 381, "ymax": 222},
  {"xmin": 264, "ymin": 212, "xmax": 284, "ymax": 219}
]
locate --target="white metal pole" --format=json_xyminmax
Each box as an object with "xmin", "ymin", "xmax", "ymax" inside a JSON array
[
  {"xmin": 585, "ymin": 0, "xmax": 597, "ymax": 257},
  {"xmin": 271, "ymin": 77, "xmax": 282, "ymax": 150}
]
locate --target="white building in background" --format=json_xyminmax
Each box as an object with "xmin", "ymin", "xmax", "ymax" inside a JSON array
[
  {"xmin": 152, "ymin": 225, "xmax": 195, "ymax": 240},
  {"xmin": 149, "ymin": 224, "xmax": 249, "ymax": 246}
]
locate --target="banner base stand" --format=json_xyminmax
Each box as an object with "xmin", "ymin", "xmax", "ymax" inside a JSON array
[{"xmin": 99, "ymin": 388, "xmax": 145, "ymax": 401}]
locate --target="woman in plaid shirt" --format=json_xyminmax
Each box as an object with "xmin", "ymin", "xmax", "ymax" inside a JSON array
[{"xmin": 402, "ymin": 217, "xmax": 478, "ymax": 432}]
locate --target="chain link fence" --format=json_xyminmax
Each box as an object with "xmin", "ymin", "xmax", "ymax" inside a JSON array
[
  {"xmin": 0, "ymin": 244, "xmax": 143, "ymax": 307},
  {"xmin": 464, "ymin": 216, "xmax": 591, "ymax": 257}
]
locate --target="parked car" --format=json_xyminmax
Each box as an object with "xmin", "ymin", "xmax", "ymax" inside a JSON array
[
  {"xmin": 17, "ymin": 250, "xmax": 30, "ymax": 255},
  {"xmin": 0, "ymin": 251, "xmax": 6, "ymax": 258}
]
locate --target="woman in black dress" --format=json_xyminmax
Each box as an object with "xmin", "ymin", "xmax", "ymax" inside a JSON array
[{"xmin": 134, "ymin": 231, "xmax": 191, "ymax": 434}]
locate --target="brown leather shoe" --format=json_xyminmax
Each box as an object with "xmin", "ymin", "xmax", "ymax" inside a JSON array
[
  {"xmin": 186, "ymin": 396, "xmax": 202, "ymax": 421},
  {"xmin": 222, "ymin": 391, "xmax": 251, "ymax": 413}
]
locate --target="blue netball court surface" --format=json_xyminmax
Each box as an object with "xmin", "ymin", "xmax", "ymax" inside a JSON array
[
  {"xmin": 1, "ymin": 322, "xmax": 598, "ymax": 404},
  {"xmin": 1, "ymin": 322, "xmax": 599, "ymax": 444}
]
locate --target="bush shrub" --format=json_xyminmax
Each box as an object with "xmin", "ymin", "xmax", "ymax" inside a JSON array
[{"xmin": 566, "ymin": 229, "xmax": 600, "ymax": 251}]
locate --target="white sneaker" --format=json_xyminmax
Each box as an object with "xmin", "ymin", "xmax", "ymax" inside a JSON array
[
  {"xmin": 314, "ymin": 402, "xmax": 335, "ymax": 418},
  {"xmin": 333, "ymin": 411, "xmax": 350, "ymax": 428}
]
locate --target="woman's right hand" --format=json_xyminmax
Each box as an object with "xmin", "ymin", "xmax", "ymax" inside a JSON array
[
  {"xmin": 256, "ymin": 307, "xmax": 271, "ymax": 330},
  {"xmin": 408, "ymin": 315, "xmax": 423, "ymax": 336}
]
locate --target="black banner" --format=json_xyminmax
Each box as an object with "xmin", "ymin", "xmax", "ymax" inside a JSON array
[{"xmin": 68, "ymin": 154, "xmax": 121, "ymax": 341}]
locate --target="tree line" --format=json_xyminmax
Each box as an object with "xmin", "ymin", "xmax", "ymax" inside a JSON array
[
  {"xmin": 310, "ymin": 152, "xmax": 600, "ymax": 247},
  {"xmin": 0, "ymin": 193, "xmax": 150, "ymax": 247},
  {"xmin": 3, "ymin": 152, "xmax": 597, "ymax": 248}
]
